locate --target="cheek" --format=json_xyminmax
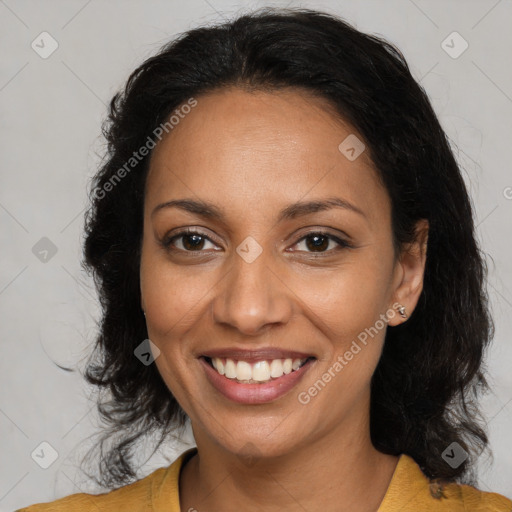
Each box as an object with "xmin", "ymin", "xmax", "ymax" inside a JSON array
[
  {"xmin": 291, "ymin": 258, "xmax": 393, "ymax": 347},
  {"xmin": 140, "ymin": 251, "xmax": 215, "ymax": 337}
]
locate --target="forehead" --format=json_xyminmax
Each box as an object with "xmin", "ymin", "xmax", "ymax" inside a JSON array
[{"xmin": 145, "ymin": 87, "xmax": 389, "ymax": 226}]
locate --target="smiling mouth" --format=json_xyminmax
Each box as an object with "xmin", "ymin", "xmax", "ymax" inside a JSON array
[{"xmin": 201, "ymin": 356, "xmax": 316, "ymax": 384}]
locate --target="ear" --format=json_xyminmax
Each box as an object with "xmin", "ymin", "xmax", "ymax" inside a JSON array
[{"xmin": 387, "ymin": 219, "xmax": 429, "ymax": 326}]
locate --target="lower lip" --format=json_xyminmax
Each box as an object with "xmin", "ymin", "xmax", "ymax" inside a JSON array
[{"xmin": 199, "ymin": 357, "xmax": 315, "ymax": 405}]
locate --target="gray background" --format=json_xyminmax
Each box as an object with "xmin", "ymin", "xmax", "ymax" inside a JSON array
[{"xmin": 1, "ymin": 0, "xmax": 511, "ymax": 509}]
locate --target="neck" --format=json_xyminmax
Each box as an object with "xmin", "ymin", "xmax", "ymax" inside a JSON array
[{"xmin": 179, "ymin": 413, "xmax": 399, "ymax": 512}]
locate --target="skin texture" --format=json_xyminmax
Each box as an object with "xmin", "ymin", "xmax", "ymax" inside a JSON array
[{"xmin": 140, "ymin": 87, "xmax": 429, "ymax": 511}]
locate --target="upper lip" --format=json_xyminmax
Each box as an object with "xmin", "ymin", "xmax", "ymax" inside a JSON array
[{"xmin": 200, "ymin": 348, "xmax": 316, "ymax": 362}]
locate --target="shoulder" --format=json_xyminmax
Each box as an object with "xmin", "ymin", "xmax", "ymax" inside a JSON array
[
  {"xmin": 15, "ymin": 467, "xmax": 168, "ymax": 512},
  {"xmin": 440, "ymin": 479, "xmax": 512, "ymax": 511},
  {"xmin": 379, "ymin": 453, "xmax": 512, "ymax": 512},
  {"xmin": 15, "ymin": 447, "xmax": 197, "ymax": 512}
]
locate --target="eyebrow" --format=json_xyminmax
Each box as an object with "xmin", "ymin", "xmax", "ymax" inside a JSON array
[{"xmin": 152, "ymin": 197, "xmax": 366, "ymax": 223}]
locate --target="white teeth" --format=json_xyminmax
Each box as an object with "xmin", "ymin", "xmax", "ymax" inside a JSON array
[
  {"xmin": 236, "ymin": 360, "xmax": 252, "ymax": 381},
  {"xmin": 270, "ymin": 359, "xmax": 283, "ymax": 378},
  {"xmin": 216, "ymin": 359, "xmax": 225, "ymax": 375},
  {"xmin": 224, "ymin": 359, "xmax": 237, "ymax": 379},
  {"xmin": 252, "ymin": 361, "xmax": 270, "ymax": 381},
  {"xmin": 210, "ymin": 356, "xmax": 309, "ymax": 383},
  {"xmin": 292, "ymin": 358, "xmax": 302, "ymax": 371}
]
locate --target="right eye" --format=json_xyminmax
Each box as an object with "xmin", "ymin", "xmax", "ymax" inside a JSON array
[{"xmin": 161, "ymin": 229, "xmax": 219, "ymax": 253}]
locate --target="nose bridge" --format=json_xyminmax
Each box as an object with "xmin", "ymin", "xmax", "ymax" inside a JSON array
[{"xmin": 212, "ymin": 239, "xmax": 291, "ymax": 334}]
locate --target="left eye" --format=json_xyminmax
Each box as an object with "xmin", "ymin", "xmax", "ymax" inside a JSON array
[{"xmin": 292, "ymin": 232, "xmax": 349, "ymax": 253}]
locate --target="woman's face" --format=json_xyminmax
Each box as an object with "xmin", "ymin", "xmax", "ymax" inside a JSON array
[{"xmin": 140, "ymin": 87, "xmax": 425, "ymax": 458}]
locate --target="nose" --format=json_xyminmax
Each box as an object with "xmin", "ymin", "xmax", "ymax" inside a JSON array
[{"xmin": 211, "ymin": 247, "xmax": 293, "ymax": 336}]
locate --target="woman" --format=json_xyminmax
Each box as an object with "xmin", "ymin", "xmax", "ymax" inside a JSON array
[{"xmin": 18, "ymin": 7, "xmax": 512, "ymax": 512}]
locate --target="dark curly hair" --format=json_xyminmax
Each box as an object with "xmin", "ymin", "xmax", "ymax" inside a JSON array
[{"xmin": 80, "ymin": 7, "xmax": 493, "ymax": 489}]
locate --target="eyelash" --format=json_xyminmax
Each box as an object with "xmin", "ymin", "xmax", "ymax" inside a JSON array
[{"xmin": 160, "ymin": 228, "xmax": 352, "ymax": 256}]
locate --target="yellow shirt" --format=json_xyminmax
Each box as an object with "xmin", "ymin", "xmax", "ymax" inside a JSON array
[{"xmin": 17, "ymin": 448, "xmax": 512, "ymax": 511}]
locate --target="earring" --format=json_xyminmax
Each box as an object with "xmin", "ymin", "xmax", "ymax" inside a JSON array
[{"xmin": 396, "ymin": 304, "xmax": 407, "ymax": 319}]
